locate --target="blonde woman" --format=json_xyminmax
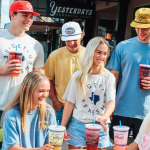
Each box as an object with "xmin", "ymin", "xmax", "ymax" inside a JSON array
[
  {"xmin": 1, "ymin": 71, "xmax": 56, "ymax": 150},
  {"xmin": 61, "ymin": 37, "xmax": 116, "ymax": 150},
  {"xmin": 128, "ymin": 112, "xmax": 150, "ymax": 150}
]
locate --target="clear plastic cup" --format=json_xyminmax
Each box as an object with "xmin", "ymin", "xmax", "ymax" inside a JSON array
[
  {"xmin": 113, "ymin": 126, "xmax": 130, "ymax": 150},
  {"xmin": 48, "ymin": 125, "xmax": 66, "ymax": 150},
  {"xmin": 85, "ymin": 124, "xmax": 101, "ymax": 150},
  {"xmin": 9, "ymin": 51, "xmax": 22, "ymax": 77},
  {"xmin": 139, "ymin": 64, "xmax": 150, "ymax": 90}
]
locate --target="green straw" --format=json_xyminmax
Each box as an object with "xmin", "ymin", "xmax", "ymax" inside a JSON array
[{"xmin": 16, "ymin": 45, "xmax": 17, "ymax": 51}]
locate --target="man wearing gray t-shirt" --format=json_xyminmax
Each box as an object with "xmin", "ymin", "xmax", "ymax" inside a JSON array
[{"xmin": 0, "ymin": 1, "xmax": 44, "ymax": 119}]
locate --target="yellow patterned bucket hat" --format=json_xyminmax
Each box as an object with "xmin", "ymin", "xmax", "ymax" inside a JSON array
[{"xmin": 130, "ymin": 8, "xmax": 150, "ymax": 28}]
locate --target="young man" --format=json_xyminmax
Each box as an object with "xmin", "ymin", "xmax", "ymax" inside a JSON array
[
  {"xmin": 0, "ymin": 1, "xmax": 44, "ymax": 118},
  {"xmin": 107, "ymin": 8, "xmax": 150, "ymax": 141},
  {"xmin": 45, "ymin": 22, "xmax": 85, "ymax": 128}
]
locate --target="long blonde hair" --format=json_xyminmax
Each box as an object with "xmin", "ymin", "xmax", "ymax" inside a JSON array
[
  {"xmin": 76, "ymin": 37, "xmax": 110, "ymax": 97},
  {"xmin": 1, "ymin": 71, "xmax": 51, "ymax": 133}
]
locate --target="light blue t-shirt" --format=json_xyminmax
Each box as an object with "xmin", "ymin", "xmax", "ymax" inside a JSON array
[
  {"xmin": 1, "ymin": 105, "xmax": 56, "ymax": 149},
  {"xmin": 107, "ymin": 37, "xmax": 150, "ymax": 119}
]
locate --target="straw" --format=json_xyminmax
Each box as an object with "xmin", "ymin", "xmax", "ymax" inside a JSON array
[
  {"xmin": 16, "ymin": 45, "xmax": 17, "ymax": 51},
  {"xmin": 147, "ymin": 60, "xmax": 149, "ymax": 65},
  {"xmin": 93, "ymin": 118, "xmax": 96, "ymax": 126},
  {"xmin": 57, "ymin": 120, "xmax": 59, "ymax": 128},
  {"xmin": 119, "ymin": 120, "xmax": 122, "ymax": 128}
]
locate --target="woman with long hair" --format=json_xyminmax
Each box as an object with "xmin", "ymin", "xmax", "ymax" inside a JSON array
[
  {"xmin": 61, "ymin": 37, "xmax": 116, "ymax": 150},
  {"xmin": 1, "ymin": 71, "xmax": 56, "ymax": 150}
]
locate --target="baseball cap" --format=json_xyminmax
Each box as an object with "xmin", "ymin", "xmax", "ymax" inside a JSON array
[
  {"xmin": 130, "ymin": 8, "xmax": 150, "ymax": 28},
  {"xmin": 9, "ymin": 1, "xmax": 40, "ymax": 16},
  {"xmin": 61, "ymin": 22, "xmax": 82, "ymax": 41}
]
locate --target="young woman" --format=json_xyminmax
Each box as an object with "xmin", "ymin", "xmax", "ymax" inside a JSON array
[
  {"xmin": 128, "ymin": 112, "xmax": 150, "ymax": 150},
  {"xmin": 1, "ymin": 71, "xmax": 56, "ymax": 150},
  {"xmin": 61, "ymin": 37, "xmax": 116, "ymax": 150}
]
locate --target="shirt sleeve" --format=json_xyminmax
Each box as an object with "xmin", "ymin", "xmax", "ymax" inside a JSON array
[
  {"xmin": 107, "ymin": 43, "xmax": 122, "ymax": 72},
  {"xmin": 45, "ymin": 53, "xmax": 55, "ymax": 80},
  {"xmin": 33, "ymin": 43, "xmax": 44, "ymax": 69},
  {"xmin": 44, "ymin": 107, "xmax": 57, "ymax": 144},
  {"xmin": 135, "ymin": 113, "xmax": 150, "ymax": 145},
  {"xmin": 2, "ymin": 110, "xmax": 20, "ymax": 149},
  {"xmin": 62, "ymin": 73, "xmax": 76, "ymax": 104},
  {"xmin": 106, "ymin": 73, "xmax": 116, "ymax": 101}
]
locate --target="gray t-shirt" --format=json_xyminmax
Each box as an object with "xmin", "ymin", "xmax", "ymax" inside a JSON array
[
  {"xmin": 63, "ymin": 70, "xmax": 116, "ymax": 123},
  {"xmin": 0, "ymin": 29, "xmax": 44, "ymax": 110}
]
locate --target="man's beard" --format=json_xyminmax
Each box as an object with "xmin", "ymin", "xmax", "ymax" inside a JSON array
[{"xmin": 139, "ymin": 34, "xmax": 150, "ymax": 42}]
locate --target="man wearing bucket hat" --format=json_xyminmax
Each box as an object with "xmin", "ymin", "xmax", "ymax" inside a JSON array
[
  {"xmin": 107, "ymin": 8, "xmax": 150, "ymax": 142},
  {"xmin": 0, "ymin": 1, "xmax": 44, "ymax": 119},
  {"xmin": 45, "ymin": 22, "xmax": 85, "ymax": 128}
]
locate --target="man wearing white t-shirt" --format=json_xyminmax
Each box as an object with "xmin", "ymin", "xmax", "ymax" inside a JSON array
[{"xmin": 0, "ymin": 1, "xmax": 44, "ymax": 119}]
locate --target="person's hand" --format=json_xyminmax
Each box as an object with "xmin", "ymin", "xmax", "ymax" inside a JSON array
[
  {"xmin": 63, "ymin": 130, "xmax": 71, "ymax": 141},
  {"xmin": 0, "ymin": 60, "xmax": 22, "ymax": 75},
  {"xmin": 94, "ymin": 115, "xmax": 108, "ymax": 132},
  {"xmin": 52, "ymin": 100, "xmax": 64, "ymax": 111},
  {"xmin": 113, "ymin": 144, "xmax": 128, "ymax": 150},
  {"xmin": 38, "ymin": 144, "xmax": 53, "ymax": 150},
  {"xmin": 141, "ymin": 77, "xmax": 150, "ymax": 90}
]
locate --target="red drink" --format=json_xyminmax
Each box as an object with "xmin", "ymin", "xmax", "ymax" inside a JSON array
[
  {"xmin": 139, "ymin": 64, "xmax": 150, "ymax": 90},
  {"xmin": 86, "ymin": 143, "xmax": 98, "ymax": 150},
  {"xmin": 85, "ymin": 124, "xmax": 101, "ymax": 150},
  {"xmin": 9, "ymin": 52, "xmax": 22, "ymax": 77}
]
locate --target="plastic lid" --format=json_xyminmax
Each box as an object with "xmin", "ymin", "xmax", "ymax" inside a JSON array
[
  {"xmin": 113, "ymin": 126, "xmax": 130, "ymax": 131},
  {"xmin": 85, "ymin": 124, "xmax": 101, "ymax": 129},
  {"xmin": 140, "ymin": 64, "xmax": 150, "ymax": 68},
  {"xmin": 48, "ymin": 125, "xmax": 66, "ymax": 131},
  {"xmin": 9, "ymin": 51, "xmax": 22, "ymax": 53}
]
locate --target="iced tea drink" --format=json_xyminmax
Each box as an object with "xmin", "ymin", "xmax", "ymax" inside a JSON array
[
  {"xmin": 9, "ymin": 52, "xmax": 22, "ymax": 77},
  {"xmin": 48, "ymin": 125, "xmax": 66, "ymax": 150},
  {"xmin": 139, "ymin": 64, "xmax": 150, "ymax": 90},
  {"xmin": 113, "ymin": 126, "xmax": 129, "ymax": 150},
  {"xmin": 85, "ymin": 124, "xmax": 101, "ymax": 150}
]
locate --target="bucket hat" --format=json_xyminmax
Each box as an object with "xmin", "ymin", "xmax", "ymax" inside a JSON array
[
  {"xmin": 130, "ymin": 8, "xmax": 150, "ymax": 28},
  {"xmin": 9, "ymin": 1, "xmax": 40, "ymax": 16},
  {"xmin": 61, "ymin": 22, "xmax": 82, "ymax": 41}
]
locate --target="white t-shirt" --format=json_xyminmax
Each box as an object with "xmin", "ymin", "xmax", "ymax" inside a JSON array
[
  {"xmin": 63, "ymin": 70, "xmax": 116, "ymax": 123},
  {"xmin": 135, "ymin": 112, "xmax": 150, "ymax": 150},
  {"xmin": 0, "ymin": 29, "xmax": 44, "ymax": 110}
]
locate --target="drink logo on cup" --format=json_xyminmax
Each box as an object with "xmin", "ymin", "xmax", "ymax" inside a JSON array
[
  {"xmin": 115, "ymin": 135, "xmax": 124, "ymax": 140},
  {"xmin": 65, "ymin": 28, "xmax": 75, "ymax": 35}
]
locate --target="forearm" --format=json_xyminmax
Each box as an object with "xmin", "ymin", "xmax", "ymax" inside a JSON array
[
  {"xmin": 61, "ymin": 101, "xmax": 74, "ymax": 126},
  {"xmin": 0, "ymin": 66, "xmax": 3, "ymax": 75},
  {"xmin": 49, "ymin": 80, "xmax": 58, "ymax": 102},
  {"xmin": 103, "ymin": 100, "xmax": 115, "ymax": 119},
  {"xmin": 128, "ymin": 142, "xmax": 139, "ymax": 150},
  {"xmin": 33, "ymin": 67, "xmax": 45, "ymax": 75}
]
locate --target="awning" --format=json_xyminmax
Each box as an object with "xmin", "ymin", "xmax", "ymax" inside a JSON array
[{"xmin": 28, "ymin": 21, "xmax": 62, "ymax": 32}]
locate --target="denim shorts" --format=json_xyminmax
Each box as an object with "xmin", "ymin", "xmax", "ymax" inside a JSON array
[{"xmin": 66, "ymin": 118, "xmax": 112, "ymax": 149}]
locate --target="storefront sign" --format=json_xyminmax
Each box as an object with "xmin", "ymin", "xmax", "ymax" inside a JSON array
[{"xmin": 47, "ymin": 0, "xmax": 95, "ymax": 19}]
